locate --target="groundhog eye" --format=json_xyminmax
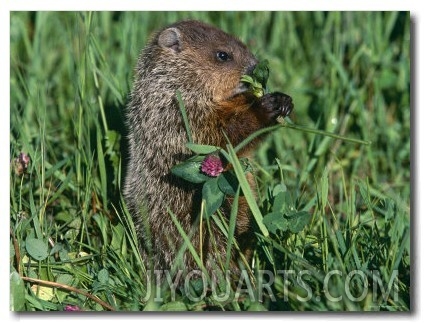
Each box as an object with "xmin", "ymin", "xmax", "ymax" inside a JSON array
[{"xmin": 216, "ymin": 51, "xmax": 231, "ymax": 62}]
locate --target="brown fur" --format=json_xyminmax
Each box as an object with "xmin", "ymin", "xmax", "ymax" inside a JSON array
[{"xmin": 123, "ymin": 20, "xmax": 293, "ymax": 279}]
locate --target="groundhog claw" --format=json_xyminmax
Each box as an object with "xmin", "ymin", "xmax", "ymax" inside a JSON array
[{"xmin": 258, "ymin": 92, "xmax": 293, "ymax": 120}]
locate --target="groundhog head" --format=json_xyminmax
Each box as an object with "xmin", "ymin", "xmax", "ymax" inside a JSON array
[{"xmin": 152, "ymin": 20, "xmax": 258, "ymax": 104}]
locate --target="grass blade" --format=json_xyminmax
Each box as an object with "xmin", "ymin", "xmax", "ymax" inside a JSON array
[
  {"xmin": 176, "ymin": 90, "xmax": 193, "ymax": 144},
  {"xmin": 224, "ymin": 141, "xmax": 269, "ymax": 237}
]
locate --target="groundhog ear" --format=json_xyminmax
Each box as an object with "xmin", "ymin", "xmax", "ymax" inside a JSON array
[{"xmin": 158, "ymin": 27, "xmax": 182, "ymax": 53}]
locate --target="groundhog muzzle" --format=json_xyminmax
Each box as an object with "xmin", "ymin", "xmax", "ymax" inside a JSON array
[{"xmin": 124, "ymin": 20, "xmax": 293, "ymax": 280}]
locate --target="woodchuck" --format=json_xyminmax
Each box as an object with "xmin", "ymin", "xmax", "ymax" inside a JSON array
[{"xmin": 123, "ymin": 20, "xmax": 293, "ymax": 282}]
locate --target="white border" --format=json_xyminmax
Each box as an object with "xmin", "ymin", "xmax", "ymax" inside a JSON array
[{"xmin": 2, "ymin": 0, "xmax": 423, "ymax": 11}]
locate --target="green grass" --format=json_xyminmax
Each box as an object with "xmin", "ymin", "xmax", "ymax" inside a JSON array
[{"xmin": 10, "ymin": 11, "xmax": 410, "ymax": 311}]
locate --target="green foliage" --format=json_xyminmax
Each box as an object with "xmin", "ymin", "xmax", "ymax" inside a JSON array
[
  {"xmin": 10, "ymin": 11, "xmax": 410, "ymax": 311},
  {"xmin": 241, "ymin": 59, "xmax": 270, "ymax": 97},
  {"xmin": 25, "ymin": 237, "xmax": 49, "ymax": 261},
  {"xmin": 170, "ymin": 155, "xmax": 210, "ymax": 184},
  {"xmin": 10, "ymin": 270, "xmax": 26, "ymax": 311},
  {"xmin": 262, "ymin": 182, "xmax": 311, "ymax": 235},
  {"xmin": 201, "ymin": 177, "xmax": 225, "ymax": 219}
]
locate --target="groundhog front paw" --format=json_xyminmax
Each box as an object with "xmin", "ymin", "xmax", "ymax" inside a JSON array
[{"xmin": 258, "ymin": 92, "xmax": 293, "ymax": 122}]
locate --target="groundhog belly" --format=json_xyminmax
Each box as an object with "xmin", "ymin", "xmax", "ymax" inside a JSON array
[{"xmin": 123, "ymin": 20, "xmax": 293, "ymax": 280}]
